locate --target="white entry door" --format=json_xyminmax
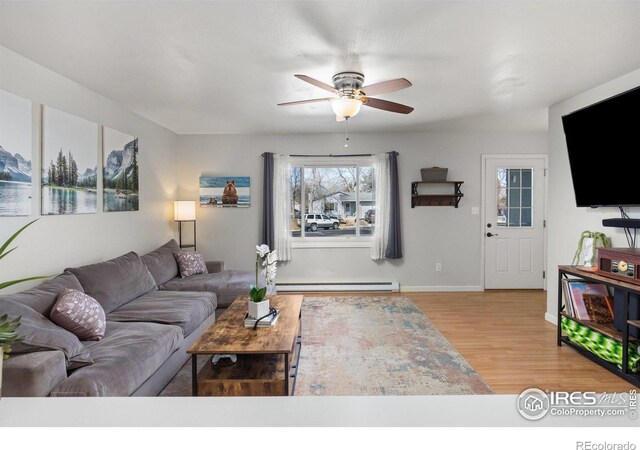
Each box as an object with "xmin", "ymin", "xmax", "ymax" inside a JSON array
[{"xmin": 484, "ymin": 156, "xmax": 546, "ymax": 289}]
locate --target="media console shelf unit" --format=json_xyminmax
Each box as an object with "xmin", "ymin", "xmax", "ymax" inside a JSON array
[
  {"xmin": 557, "ymin": 265, "xmax": 640, "ymax": 387},
  {"xmin": 411, "ymin": 181, "xmax": 464, "ymax": 208}
]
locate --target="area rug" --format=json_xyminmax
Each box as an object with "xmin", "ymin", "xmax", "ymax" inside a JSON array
[
  {"xmin": 159, "ymin": 296, "xmax": 492, "ymax": 396},
  {"xmin": 294, "ymin": 296, "xmax": 492, "ymax": 395}
]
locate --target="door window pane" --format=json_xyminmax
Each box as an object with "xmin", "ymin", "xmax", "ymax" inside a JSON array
[
  {"xmin": 522, "ymin": 188, "xmax": 532, "ymax": 208},
  {"xmin": 497, "ymin": 167, "xmax": 534, "ymax": 228},
  {"xmin": 508, "ymin": 208, "xmax": 520, "ymax": 226},
  {"xmin": 508, "ymin": 169, "xmax": 521, "ymax": 188},
  {"xmin": 522, "ymin": 208, "xmax": 532, "ymax": 226},
  {"xmin": 508, "ymin": 189, "xmax": 521, "ymax": 207}
]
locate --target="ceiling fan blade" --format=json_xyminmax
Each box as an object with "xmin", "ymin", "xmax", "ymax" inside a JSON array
[
  {"xmin": 360, "ymin": 78, "xmax": 412, "ymax": 96},
  {"xmin": 362, "ymin": 97, "xmax": 414, "ymax": 114},
  {"xmin": 295, "ymin": 74, "xmax": 339, "ymax": 94},
  {"xmin": 278, "ymin": 98, "xmax": 333, "ymax": 106},
  {"xmin": 336, "ymin": 115, "xmax": 346, "ymax": 122}
]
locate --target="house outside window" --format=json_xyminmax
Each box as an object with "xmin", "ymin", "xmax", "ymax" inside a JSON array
[{"xmin": 290, "ymin": 158, "xmax": 374, "ymax": 246}]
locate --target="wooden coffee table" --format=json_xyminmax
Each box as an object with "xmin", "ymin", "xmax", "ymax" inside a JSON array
[{"xmin": 187, "ymin": 294, "xmax": 303, "ymax": 396}]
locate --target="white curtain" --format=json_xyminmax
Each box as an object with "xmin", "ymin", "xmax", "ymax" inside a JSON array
[
  {"xmin": 273, "ymin": 154, "xmax": 292, "ymax": 261},
  {"xmin": 371, "ymin": 153, "xmax": 390, "ymax": 260}
]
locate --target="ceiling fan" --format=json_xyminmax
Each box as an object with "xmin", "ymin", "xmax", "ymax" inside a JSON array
[{"xmin": 278, "ymin": 72, "xmax": 414, "ymax": 121}]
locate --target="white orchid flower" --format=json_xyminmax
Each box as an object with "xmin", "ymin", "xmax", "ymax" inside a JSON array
[
  {"xmin": 266, "ymin": 250, "xmax": 278, "ymax": 265},
  {"xmin": 256, "ymin": 244, "xmax": 270, "ymax": 257},
  {"xmin": 265, "ymin": 265, "xmax": 277, "ymax": 284}
]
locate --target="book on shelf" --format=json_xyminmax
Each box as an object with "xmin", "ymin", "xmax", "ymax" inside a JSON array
[
  {"xmin": 582, "ymin": 294, "xmax": 614, "ymax": 323},
  {"xmin": 244, "ymin": 310, "xmax": 280, "ymax": 328},
  {"xmin": 562, "ymin": 279, "xmax": 575, "ymax": 317},
  {"xmin": 565, "ymin": 280, "xmax": 610, "ymax": 321}
]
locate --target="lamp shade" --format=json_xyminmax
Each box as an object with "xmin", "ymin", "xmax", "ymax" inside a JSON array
[
  {"xmin": 174, "ymin": 201, "xmax": 196, "ymax": 221},
  {"xmin": 331, "ymin": 97, "xmax": 362, "ymax": 119}
]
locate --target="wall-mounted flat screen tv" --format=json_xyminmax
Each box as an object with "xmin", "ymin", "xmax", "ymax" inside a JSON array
[{"xmin": 562, "ymin": 85, "xmax": 640, "ymax": 207}]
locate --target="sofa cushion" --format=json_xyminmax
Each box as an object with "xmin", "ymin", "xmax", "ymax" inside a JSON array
[
  {"xmin": 107, "ymin": 290, "xmax": 216, "ymax": 336},
  {"xmin": 140, "ymin": 240, "xmax": 181, "ymax": 286},
  {"xmin": 51, "ymin": 289, "xmax": 106, "ymax": 341},
  {"xmin": 0, "ymin": 272, "xmax": 83, "ymax": 316},
  {"xmin": 161, "ymin": 270, "xmax": 257, "ymax": 308},
  {"xmin": 1, "ymin": 351, "xmax": 67, "ymax": 397},
  {"xmin": 66, "ymin": 252, "xmax": 157, "ymax": 314},
  {"xmin": 50, "ymin": 321, "xmax": 182, "ymax": 397},
  {"xmin": 1, "ymin": 298, "xmax": 93, "ymax": 369},
  {"xmin": 174, "ymin": 251, "xmax": 208, "ymax": 278}
]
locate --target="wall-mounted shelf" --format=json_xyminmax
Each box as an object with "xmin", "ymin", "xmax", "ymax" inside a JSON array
[{"xmin": 411, "ymin": 181, "xmax": 464, "ymax": 208}]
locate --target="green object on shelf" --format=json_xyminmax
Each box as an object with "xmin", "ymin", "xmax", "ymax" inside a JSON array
[
  {"xmin": 561, "ymin": 317, "xmax": 640, "ymax": 373},
  {"xmin": 571, "ymin": 230, "xmax": 609, "ymax": 266}
]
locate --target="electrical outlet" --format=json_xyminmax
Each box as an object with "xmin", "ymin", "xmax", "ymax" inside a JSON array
[
  {"xmin": 471, "ymin": 207, "xmax": 479, "ymax": 215},
  {"xmin": 435, "ymin": 263, "xmax": 442, "ymax": 272}
]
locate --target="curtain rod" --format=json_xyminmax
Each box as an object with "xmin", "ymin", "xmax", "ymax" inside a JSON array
[
  {"xmin": 261, "ymin": 152, "xmax": 399, "ymax": 157},
  {"xmin": 289, "ymin": 153, "xmax": 372, "ymax": 158}
]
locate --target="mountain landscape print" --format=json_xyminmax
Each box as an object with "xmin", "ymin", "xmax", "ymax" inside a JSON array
[
  {"xmin": 42, "ymin": 106, "xmax": 98, "ymax": 215},
  {"xmin": 103, "ymin": 127, "xmax": 139, "ymax": 212},
  {"xmin": 0, "ymin": 89, "xmax": 32, "ymax": 216}
]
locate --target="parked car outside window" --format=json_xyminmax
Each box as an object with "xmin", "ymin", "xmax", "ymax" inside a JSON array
[{"xmin": 296, "ymin": 214, "xmax": 340, "ymax": 231}]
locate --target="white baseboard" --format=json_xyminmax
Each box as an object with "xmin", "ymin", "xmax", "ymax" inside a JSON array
[
  {"xmin": 400, "ymin": 285, "xmax": 483, "ymax": 292},
  {"xmin": 278, "ymin": 282, "xmax": 399, "ymax": 292},
  {"xmin": 545, "ymin": 312, "xmax": 558, "ymax": 325}
]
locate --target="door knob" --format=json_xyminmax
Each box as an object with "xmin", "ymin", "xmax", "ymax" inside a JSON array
[{"xmin": 486, "ymin": 232, "xmax": 499, "ymax": 237}]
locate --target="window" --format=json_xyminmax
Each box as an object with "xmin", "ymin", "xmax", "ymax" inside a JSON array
[
  {"xmin": 290, "ymin": 160, "xmax": 374, "ymax": 243},
  {"xmin": 496, "ymin": 168, "xmax": 533, "ymax": 227}
]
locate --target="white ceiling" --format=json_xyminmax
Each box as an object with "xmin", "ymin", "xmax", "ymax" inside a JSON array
[{"xmin": 1, "ymin": 1, "xmax": 640, "ymax": 135}]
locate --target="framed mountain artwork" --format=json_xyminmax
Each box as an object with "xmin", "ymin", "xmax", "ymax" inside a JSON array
[
  {"xmin": 42, "ymin": 106, "xmax": 98, "ymax": 215},
  {"xmin": 103, "ymin": 127, "xmax": 139, "ymax": 212},
  {"xmin": 0, "ymin": 89, "xmax": 32, "ymax": 216}
]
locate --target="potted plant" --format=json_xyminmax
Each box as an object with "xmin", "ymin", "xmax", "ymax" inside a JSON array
[
  {"xmin": 248, "ymin": 244, "xmax": 278, "ymax": 320},
  {"xmin": 0, "ymin": 219, "xmax": 48, "ymax": 396}
]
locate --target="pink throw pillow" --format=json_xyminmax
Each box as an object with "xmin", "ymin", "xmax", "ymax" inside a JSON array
[
  {"xmin": 51, "ymin": 289, "xmax": 106, "ymax": 341},
  {"xmin": 174, "ymin": 251, "xmax": 208, "ymax": 278}
]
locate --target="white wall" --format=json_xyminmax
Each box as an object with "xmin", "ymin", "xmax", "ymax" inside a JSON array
[
  {"xmin": 546, "ymin": 68, "xmax": 640, "ymax": 322},
  {"xmin": 0, "ymin": 46, "xmax": 178, "ymax": 292},
  {"xmin": 177, "ymin": 131, "xmax": 546, "ymax": 289}
]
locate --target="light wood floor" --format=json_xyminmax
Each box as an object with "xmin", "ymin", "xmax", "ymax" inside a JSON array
[{"xmin": 302, "ymin": 290, "xmax": 635, "ymax": 394}]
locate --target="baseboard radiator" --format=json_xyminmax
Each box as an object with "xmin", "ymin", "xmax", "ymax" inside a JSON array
[{"xmin": 277, "ymin": 281, "xmax": 399, "ymax": 292}]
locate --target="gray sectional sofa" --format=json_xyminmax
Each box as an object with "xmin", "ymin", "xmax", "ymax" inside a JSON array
[
  {"xmin": 0, "ymin": 239, "xmax": 254, "ymax": 397},
  {"xmin": 141, "ymin": 239, "xmax": 256, "ymax": 310}
]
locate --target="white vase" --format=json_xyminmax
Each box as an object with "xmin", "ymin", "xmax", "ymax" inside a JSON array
[{"xmin": 248, "ymin": 299, "xmax": 270, "ymax": 320}]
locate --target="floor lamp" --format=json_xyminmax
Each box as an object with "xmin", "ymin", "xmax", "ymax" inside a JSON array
[{"xmin": 174, "ymin": 200, "xmax": 196, "ymax": 250}]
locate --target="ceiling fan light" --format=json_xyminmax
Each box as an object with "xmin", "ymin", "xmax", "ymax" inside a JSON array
[{"xmin": 330, "ymin": 97, "xmax": 362, "ymax": 119}]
